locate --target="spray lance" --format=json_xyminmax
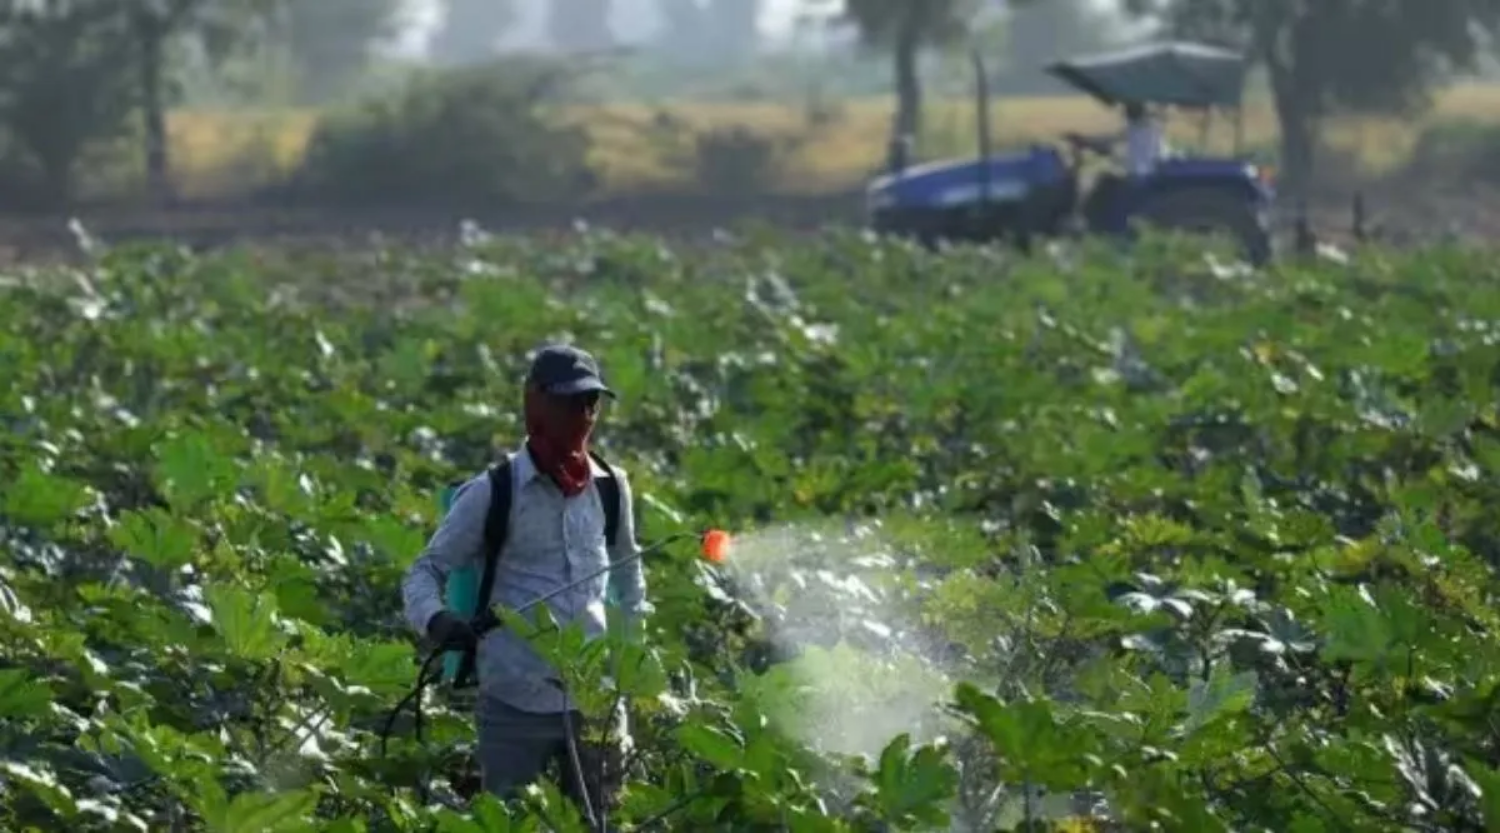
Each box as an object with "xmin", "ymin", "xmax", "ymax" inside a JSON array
[
  {"xmin": 472, "ymin": 528, "xmax": 730, "ymax": 639},
  {"xmin": 378, "ymin": 527, "xmax": 736, "ymax": 791}
]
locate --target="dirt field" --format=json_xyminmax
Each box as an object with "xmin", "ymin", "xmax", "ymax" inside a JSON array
[
  {"xmin": 0, "ymin": 193, "xmax": 860, "ymax": 266},
  {"xmin": 0, "ymin": 178, "xmax": 1485, "ymax": 270}
]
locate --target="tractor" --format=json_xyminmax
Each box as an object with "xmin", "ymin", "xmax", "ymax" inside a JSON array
[{"xmin": 865, "ymin": 41, "xmax": 1275, "ymax": 266}]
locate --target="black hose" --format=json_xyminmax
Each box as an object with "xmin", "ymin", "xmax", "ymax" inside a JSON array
[
  {"xmin": 378, "ymin": 646, "xmax": 445, "ymax": 805},
  {"xmin": 379, "ymin": 647, "xmax": 443, "ymax": 760},
  {"xmin": 379, "ymin": 531, "xmax": 705, "ymax": 811},
  {"xmin": 380, "ymin": 640, "xmax": 602, "ymax": 828},
  {"xmin": 558, "ymin": 685, "xmax": 600, "ymax": 829}
]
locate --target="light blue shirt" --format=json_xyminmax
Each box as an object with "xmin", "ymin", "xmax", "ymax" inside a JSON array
[{"xmin": 401, "ymin": 445, "xmax": 650, "ymax": 713}]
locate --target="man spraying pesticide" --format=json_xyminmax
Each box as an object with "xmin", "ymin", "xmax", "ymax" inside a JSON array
[{"xmin": 397, "ymin": 343, "xmax": 732, "ymax": 825}]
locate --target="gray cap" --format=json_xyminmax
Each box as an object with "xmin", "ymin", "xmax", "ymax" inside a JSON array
[{"xmin": 525, "ymin": 343, "xmax": 616, "ymax": 398}]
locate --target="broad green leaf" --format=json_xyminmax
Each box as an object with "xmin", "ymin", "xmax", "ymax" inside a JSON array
[
  {"xmin": 206, "ymin": 585, "xmax": 286, "ymax": 661},
  {"xmin": 435, "ymin": 796, "xmax": 513, "ymax": 833},
  {"xmin": 341, "ymin": 640, "xmax": 418, "ymax": 696},
  {"xmin": 154, "ymin": 430, "xmax": 238, "ymax": 511},
  {"xmin": 1184, "ymin": 663, "xmax": 1257, "ymax": 733},
  {"xmin": 3, "ymin": 463, "xmax": 90, "ymax": 528},
  {"xmin": 265, "ymin": 553, "xmax": 328, "ymax": 626},
  {"xmin": 522, "ymin": 779, "xmax": 588, "ymax": 833},
  {"xmin": 108, "ymin": 507, "xmax": 199, "ymax": 570},
  {"xmin": 609, "ymin": 641, "xmax": 668, "ymax": 701},
  {"xmin": 221, "ymin": 790, "xmax": 319, "ymax": 833},
  {"xmin": 0, "ymin": 668, "xmax": 52, "ymax": 718},
  {"xmin": 868, "ymin": 733, "xmax": 957, "ymax": 826},
  {"xmin": 249, "ymin": 457, "xmax": 315, "ymax": 518},
  {"xmin": 361, "ymin": 515, "xmax": 427, "ymax": 566},
  {"xmin": 1287, "ymin": 813, "xmax": 1331, "ymax": 833},
  {"xmin": 1320, "ymin": 584, "xmax": 1395, "ymax": 664},
  {"xmin": 952, "ymin": 683, "xmax": 1092, "ymax": 789},
  {"xmin": 675, "ymin": 723, "xmax": 745, "ymax": 771}
]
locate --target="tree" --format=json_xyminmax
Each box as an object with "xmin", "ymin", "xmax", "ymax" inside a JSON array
[
  {"xmin": 116, "ymin": 0, "xmax": 281, "ymax": 204},
  {"xmin": 818, "ymin": 0, "xmax": 979, "ymax": 145},
  {"xmin": 1122, "ymin": 0, "xmax": 1500, "ymax": 193},
  {"xmin": 0, "ymin": 0, "xmax": 282, "ymax": 206},
  {"xmin": 292, "ymin": 58, "xmax": 597, "ymax": 207},
  {"xmin": 430, "ymin": 0, "xmax": 513, "ymax": 66},
  {"xmin": 0, "ymin": 0, "xmax": 136, "ymax": 206},
  {"xmin": 273, "ymin": 0, "xmax": 405, "ymax": 102}
]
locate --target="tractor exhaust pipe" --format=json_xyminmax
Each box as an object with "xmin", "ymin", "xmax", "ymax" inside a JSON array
[
  {"xmin": 887, "ymin": 134, "xmax": 912, "ymax": 174},
  {"xmin": 972, "ymin": 47, "xmax": 992, "ymax": 204}
]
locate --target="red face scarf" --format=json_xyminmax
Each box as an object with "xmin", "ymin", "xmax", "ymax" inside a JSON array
[{"xmin": 524, "ymin": 385, "xmax": 597, "ymax": 497}]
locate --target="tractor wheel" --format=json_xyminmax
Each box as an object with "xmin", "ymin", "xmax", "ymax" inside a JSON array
[{"xmin": 1135, "ymin": 187, "xmax": 1273, "ymax": 267}]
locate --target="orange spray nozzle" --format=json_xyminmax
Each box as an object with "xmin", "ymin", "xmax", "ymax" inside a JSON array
[{"xmin": 700, "ymin": 529, "xmax": 732, "ymax": 563}]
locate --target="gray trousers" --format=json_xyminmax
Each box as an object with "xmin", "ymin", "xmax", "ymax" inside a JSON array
[{"xmin": 476, "ymin": 693, "xmax": 617, "ymax": 817}]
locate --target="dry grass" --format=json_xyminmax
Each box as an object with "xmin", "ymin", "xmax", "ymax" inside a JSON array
[
  {"xmin": 166, "ymin": 108, "xmax": 318, "ymax": 197},
  {"xmin": 165, "ymin": 82, "xmax": 1500, "ymax": 198}
]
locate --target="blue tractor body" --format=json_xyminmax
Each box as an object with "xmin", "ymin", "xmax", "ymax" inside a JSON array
[
  {"xmin": 867, "ymin": 145, "xmax": 1079, "ymax": 245},
  {"xmin": 1086, "ymin": 156, "xmax": 1275, "ymax": 235},
  {"xmin": 867, "ymin": 41, "xmax": 1277, "ymax": 265},
  {"xmin": 866, "ymin": 145, "xmax": 1070, "ymax": 212}
]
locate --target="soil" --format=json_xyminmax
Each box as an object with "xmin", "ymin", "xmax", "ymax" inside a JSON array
[
  {"xmin": 0, "ymin": 193, "xmax": 860, "ymax": 266},
  {"xmin": 0, "ymin": 181, "xmax": 1490, "ymax": 267}
]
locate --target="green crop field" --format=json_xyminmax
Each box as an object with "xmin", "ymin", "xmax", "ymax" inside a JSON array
[{"xmin": 3, "ymin": 229, "xmax": 1500, "ymax": 832}]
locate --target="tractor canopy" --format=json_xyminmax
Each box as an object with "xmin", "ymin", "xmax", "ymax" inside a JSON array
[{"xmin": 1044, "ymin": 40, "xmax": 1247, "ymax": 110}]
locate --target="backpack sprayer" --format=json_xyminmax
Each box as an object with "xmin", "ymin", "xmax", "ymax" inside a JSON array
[{"xmin": 379, "ymin": 527, "xmax": 734, "ymax": 820}]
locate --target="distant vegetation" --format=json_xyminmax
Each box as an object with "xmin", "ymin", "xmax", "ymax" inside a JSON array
[
  {"xmin": 1, "ymin": 0, "xmax": 1499, "ymax": 212},
  {"xmin": 157, "ymin": 82, "xmax": 1500, "ymax": 204}
]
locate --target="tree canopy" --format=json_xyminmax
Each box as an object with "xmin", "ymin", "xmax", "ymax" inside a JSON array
[
  {"xmin": 1124, "ymin": 0, "xmax": 1500, "ymax": 189},
  {"xmin": 0, "ymin": 0, "xmax": 135, "ymax": 205},
  {"xmin": 0, "ymin": 0, "xmax": 302, "ymax": 205},
  {"xmin": 815, "ymin": 0, "xmax": 978, "ymax": 142},
  {"xmin": 273, "ymin": 0, "xmax": 403, "ymax": 102}
]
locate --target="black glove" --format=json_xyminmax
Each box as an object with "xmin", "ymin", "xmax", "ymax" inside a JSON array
[{"xmin": 427, "ymin": 610, "xmax": 478, "ymax": 651}]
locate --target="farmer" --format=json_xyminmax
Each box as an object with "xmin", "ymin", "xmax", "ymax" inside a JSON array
[
  {"xmin": 400, "ymin": 343, "xmax": 649, "ymax": 814},
  {"xmin": 1065, "ymin": 102, "xmax": 1169, "ymax": 178},
  {"xmin": 1122, "ymin": 101, "xmax": 1167, "ymax": 176}
]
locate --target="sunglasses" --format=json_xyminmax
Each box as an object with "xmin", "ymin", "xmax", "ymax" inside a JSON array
[{"xmin": 545, "ymin": 390, "xmax": 603, "ymax": 412}]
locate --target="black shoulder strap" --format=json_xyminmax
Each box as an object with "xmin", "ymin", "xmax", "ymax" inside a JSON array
[
  {"xmin": 476, "ymin": 457, "xmax": 513, "ymax": 615},
  {"xmin": 590, "ymin": 450, "xmax": 622, "ymax": 548},
  {"xmin": 455, "ymin": 458, "xmax": 512, "ymax": 689}
]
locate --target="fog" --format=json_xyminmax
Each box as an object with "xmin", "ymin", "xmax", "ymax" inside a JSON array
[
  {"xmin": 393, "ymin": 0, "xmax": 1134, "ymax": 61},
  {"xmin": 392, "ymin": 0, "xmax": 811, "ymax": 57}
]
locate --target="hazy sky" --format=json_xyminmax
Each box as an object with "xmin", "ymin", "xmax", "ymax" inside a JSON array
[
  {"xmin": 394, "ymin": 0, "xmax": 1128, "ymax": 56},
  {"xmin": 396, "ymin": 0, "xmax": 809, "ymax": 54}
]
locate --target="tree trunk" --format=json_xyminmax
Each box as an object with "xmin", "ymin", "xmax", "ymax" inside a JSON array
[
  {"xmin": 891, "ymin": 7, "xmax": 922, "ymax": 149},
  {"xmin": 134, "ymin": 8, "xmax": 172, "ymax": 206},
  {"xmin": 1256, "ymin": 2, "xmax": 1324, "ymax": 202},
  {"xmin": 37, "ymin": 149, "xmax": 76, "ymax": 211},
  {"xmin": 1267, "ymin": 54, "xmax": 1316, "ymax": 201},
  {"xmin": 1276, "ymin": 100, "xmax": 1316, "ymax": 199}
]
